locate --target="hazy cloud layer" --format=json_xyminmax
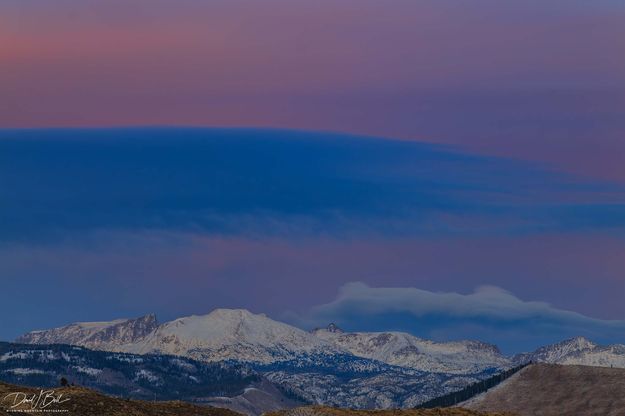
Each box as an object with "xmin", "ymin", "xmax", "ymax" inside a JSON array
[{"xmin": 1, "ymin": 232, "xmax": 624, "ymax": 343}]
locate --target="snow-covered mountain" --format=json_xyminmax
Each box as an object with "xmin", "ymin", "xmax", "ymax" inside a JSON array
[
  {"xmin": 19, "ymin": 310, "xmax": 624, "ymax": 373},
  {"xmin": 16, "ymin": 314, "xmax": 158, "ymax": 350},
  {"xmin": 18, "ymin": 309, "xmax": 342, "ymax": 364},
  {"xmin": 17, "ymin": 311, "xmax": 510, "ymax": 372},
  {"xmin": 311, "ymin": 324, "xmax": 510, "ymax": 374},
  {"xmin": 124, "ymin": 309, "xmax": 342, "ymax": 363},
  {"xmin": 20, "ymin": 310, "xmax": 625, "ymax": 410},
  {"xmin": 513, "ymin": 336, "xmax": 625, "ymax": 368}
]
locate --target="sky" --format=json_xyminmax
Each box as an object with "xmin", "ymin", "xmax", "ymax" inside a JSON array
[{"xmin": 1, "ymin": 0, "xmax": 624, "ymax": 353}]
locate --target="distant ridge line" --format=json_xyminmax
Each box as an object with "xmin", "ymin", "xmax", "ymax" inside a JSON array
[{"xmin": 416, "ymin": 362, "xmax": 531, "ymax": 409}]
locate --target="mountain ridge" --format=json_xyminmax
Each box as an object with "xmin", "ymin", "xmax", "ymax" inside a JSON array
[
  {"xmin": 16, "ymin": 314, "xmax": 158, "ymax": 349},
  {"xmin": 312, "ymin": 325, "xmax": 507, "ymax": 374},
  {"xmin": 463, "ymin": 363, "xmax": 625, "ymax": 416},
  {"xmin": 15, "ymin": 310, "xmax": 625, "ymax": 371},
  {"xmin": 512, "ymin": 336, "xmax": 625, "ymax": 368}
]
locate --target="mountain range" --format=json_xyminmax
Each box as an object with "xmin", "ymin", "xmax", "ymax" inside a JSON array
[
  {"xmin": 10, "ymin": 308, "xmax": 625, "ymax": 412},
  {"xmin": 17, "ymin": 309, "xmax": 625, "ymax": 370},
  {"xmin": 16, "ymin": 309, "xmax": 512, "ymax": 372}
]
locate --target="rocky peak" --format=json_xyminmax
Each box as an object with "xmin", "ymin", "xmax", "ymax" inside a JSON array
[
  {"xmin": 512, "ymin": 336, "xmax": 608, "ymax": 366},
  {"xmin": 326, "ymin": 323, "xmax": 344, "ymax": 333},
  {"xmin": 560, "ymin": 336, "xmax": 596, "ymax": 350},
  {"xmin": 85, "ymin": 314, "xmax": 159, "ymax": 344},
  {"xmin": 310, "ymin": 323, "xmax": 344, "ymax": 335},
  {"xmin": 463, "ymin": 340, "xmax": 502, "ymax": 355}
]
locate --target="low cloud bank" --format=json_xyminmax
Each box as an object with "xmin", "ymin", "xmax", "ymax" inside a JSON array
[{"xmin": 292, "ymin": 282, "xmax": 625, "ymax": 354}]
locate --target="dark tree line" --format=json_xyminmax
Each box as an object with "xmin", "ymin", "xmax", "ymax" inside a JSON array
[
  {"xmin": 416, "ymin": 362, "xmax": 531, "ymax": 409},
  {"xmin": 0, "ymin": 342, "xmax": 259, "ymax": 400}
]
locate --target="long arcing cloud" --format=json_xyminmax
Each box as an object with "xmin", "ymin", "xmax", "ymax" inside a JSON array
[{"xmin": 1, "ymin": 128, "xmax": 625, "ymax": 245}]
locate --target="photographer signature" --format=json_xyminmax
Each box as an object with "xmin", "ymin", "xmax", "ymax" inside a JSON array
[{"xmin": 2, "ymin": 390, "xmax": 70, "ymax": 410}]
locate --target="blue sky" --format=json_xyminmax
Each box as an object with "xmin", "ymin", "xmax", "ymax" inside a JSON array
[
  {"xmin": 1, "ymin": 0, "xmax": 624, "ymax": 353},
  {"xmin": 1, "ymin": 128, "xmax": 624, "ymax": 352}
]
